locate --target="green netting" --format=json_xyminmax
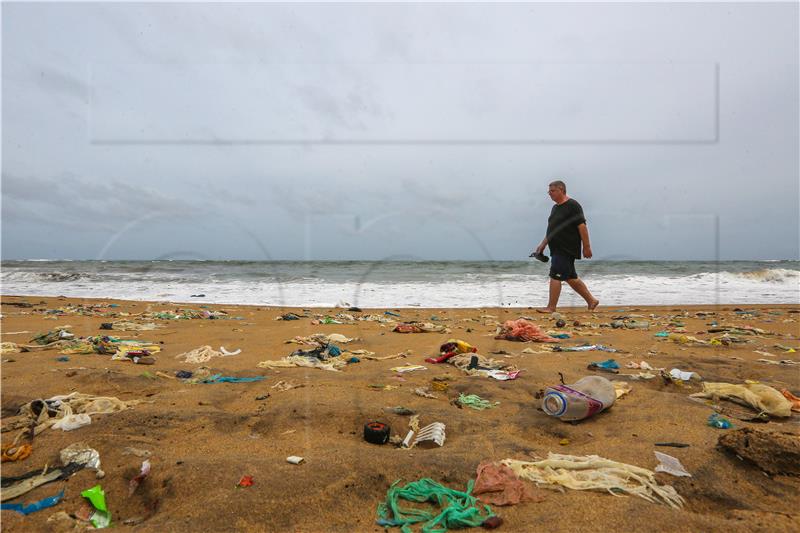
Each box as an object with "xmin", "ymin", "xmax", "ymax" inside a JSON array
[
  {"xmin": 376, "ymin": 478, "xmax": 494, "ymax": 533},
  {"xmin": 457, "ymin": 394, "xmax": 499, "ymax": 410}
]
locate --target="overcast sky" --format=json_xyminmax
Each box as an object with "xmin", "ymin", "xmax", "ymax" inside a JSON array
[{"xmin": 2, "ymin": 2, "xmax": 798, "ymax": 261}]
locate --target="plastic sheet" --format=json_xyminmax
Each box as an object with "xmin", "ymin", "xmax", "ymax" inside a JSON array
[
  {"xmin": 473, "ymin": 461, "xmax": 545, "ymax": 506},
  {"xmin": 1, "ymin": 491, "xmax": 64, "ymax": 515},
  {"xmin": 654, "ymin": 452, "xmax": 692, "ymax": 477}
]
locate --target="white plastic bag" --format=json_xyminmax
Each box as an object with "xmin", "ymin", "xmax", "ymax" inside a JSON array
[{"xmin": 52, "ymin": 413, "xmax": 91, "ymax": 431}]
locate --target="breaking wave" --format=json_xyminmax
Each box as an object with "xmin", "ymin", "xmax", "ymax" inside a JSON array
[
  {"xmin": 728, "ymin": 268, "xmax": 800, "ymax": 283},
  {"xmin": 1, "ymin": 271, "xmax": 85, "ymax": 283}
]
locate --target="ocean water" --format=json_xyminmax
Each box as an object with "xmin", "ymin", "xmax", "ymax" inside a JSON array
[{"xmin": 1, "ymin": 260, "xmax": 798, "ymax": 308}]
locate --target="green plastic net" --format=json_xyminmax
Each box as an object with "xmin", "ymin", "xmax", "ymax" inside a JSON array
[
  {"xmin": 458, "ymin": 394, "xmax": 499, "ymax": 410},
  {"xmin": 376, "ymin": 478, "xmax": 494, "ymax": 533}
]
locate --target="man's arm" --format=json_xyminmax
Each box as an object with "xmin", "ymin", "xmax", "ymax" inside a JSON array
[
  {"xmin": 578, "ymin": 223, "xmax": 592, "ymax": 259},
  {"xmin": 534, "ymin": 237, "xmax": 548, "ymax": 254}
]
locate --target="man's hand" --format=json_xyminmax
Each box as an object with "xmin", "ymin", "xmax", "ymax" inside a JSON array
[
  {"xmin": 583, "ymin": 245, "xmax": 593, "ymax": 259},
  {"xmin": 535, "ymin": 243, "xmax": 546, "ymax": 255}
]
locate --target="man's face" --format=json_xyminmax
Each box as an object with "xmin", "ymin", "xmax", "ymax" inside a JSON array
[{"xmin": 548, "ymin": 185, "xmax": 564, "ymax": 202}]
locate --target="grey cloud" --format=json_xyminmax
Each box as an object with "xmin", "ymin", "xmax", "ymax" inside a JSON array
[
  {"xmin": 32, "ymin": 67, "xmax": 88, "ymax": 102},
  {"xmin": 1, "ymin": 3, "xmax": 798, "ymax": 260}
]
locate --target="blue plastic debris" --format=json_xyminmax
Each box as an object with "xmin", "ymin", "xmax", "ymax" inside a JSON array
[
  {"xmin": 201, "ymin": 374, "xmax": 266, "ymax": 384},
  {"xmin": 327, "ymin": 344, "xmax": 342, "ymax": 357},
  {"xmin": 1, "ymin": 491, "xmax": 64, "ymax": 515},
  {"xmin": 708, "ymin": 413, "xmax": 733, "ymax": 429},
  {"xmin": 590, "ymin": 359, "xmax": 620, "ymax": 369}
]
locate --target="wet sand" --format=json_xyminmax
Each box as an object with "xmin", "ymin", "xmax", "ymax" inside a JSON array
[{"xmin": 1, "ymin": 296, "xmax": 799, "ymax": 532}]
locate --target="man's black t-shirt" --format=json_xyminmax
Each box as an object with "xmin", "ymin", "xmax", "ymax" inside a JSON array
[{"xmin": 546, "ymin": 198, "xmax": 586, "ymax": 259}]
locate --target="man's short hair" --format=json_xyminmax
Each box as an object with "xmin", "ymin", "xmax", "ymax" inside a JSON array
[{"xmin": 549, "ymin": 180, "xmax": 566, "ymax": 193}]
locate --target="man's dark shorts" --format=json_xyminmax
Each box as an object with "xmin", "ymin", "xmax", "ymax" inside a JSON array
[{"xmin": 549, "ymin": 254, "xmax": 578, "ymax": 281}]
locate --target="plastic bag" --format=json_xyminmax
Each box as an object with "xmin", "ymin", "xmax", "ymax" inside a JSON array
[
  {"xmin": 52, "ymin": 414, "xmax": 91, "ymax": 431},
  {"xmin": 692, "ymin": 382, "xmax": 793, "ymax": 417},
  {"xmin": 654, "ymin": 452, "xmax": 692, "ymax": 477}
]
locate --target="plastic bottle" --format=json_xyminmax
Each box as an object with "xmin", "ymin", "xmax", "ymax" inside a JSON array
[{"xmin": 541, "ymin": 376, "xmax": 616, "ymax": 421}]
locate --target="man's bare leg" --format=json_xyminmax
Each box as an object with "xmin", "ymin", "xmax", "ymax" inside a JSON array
[
  {"xmin": 537, "ymin": 278, "xmax": 562, "ymax": 312},
  {"xmin": 566, "ymin": 277, "xmax": 599, "ymax": 310}
]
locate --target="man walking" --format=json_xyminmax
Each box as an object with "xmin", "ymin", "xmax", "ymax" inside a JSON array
[{"xmin": 533, "ymin": 180, "xmax": 599, "ymax": 312}]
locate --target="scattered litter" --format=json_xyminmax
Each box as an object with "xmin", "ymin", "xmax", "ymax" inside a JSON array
[
  {"xmin": 1, "ymin": 443, "xmax": 32, "ymax": 463},
  {"xmin": 271, "ymin": 380, "xmax": 304, "ymax": 391},
  {"xmin": 669, "ymin": 369, "xmax": 702, "ymax": 382},
  {"xmin": 521, "ymin": 347, "xmax": 550, "ymax": 354},
  {"xmin": 376, "ymin": 478, "xmax": 495, "ymax": 532},
  {"xmin": 613, "ymin": 382, "xmax": 632, "ymax": 399},
  {"xmin": 369, "ymin": 384, "xmax": 399, "ymax": 391},
  {"xmin": 449, "ymin": 353, "xmax": 518, "ymax": 377},
  {"xmin": 654, "ymin": 451, "xmax": 691, "ymax": 477},
  {"xmin": 0, "ymin": 342, "xmax": 21, "ymax": 354},
  {"xmin": 457, "ymin": 394, "xmax": 499, "ymax": 410},
  {"xmin": 413, "ymin": 387, "xmax": 438, "ymax": 399},
  {"xmin": 390, "ymin": 364, "xmax": 427, "ymax": 374},
  {"xmin": 692, "ymin": 382, "xmax": 793, "ymax": 417},
  {"xmin": 554, "ymin": 344, "xmax": 617, "ymax": 353},
  {"xmin": 542, "ymin": 376, "xmax": 616, "ymax": 422},
  {"xmin": 655, "ymin": 442, "xmax": 689, "ymax": 448},
  {"xmin": 78, "ymin": 485, "xmax": 110, "ymax": 528},
  {"xmin": 258, "ymin": 355, "xmax": 347, "ymax": 372},
  {"xmin": 664, "ymin": 333, "xmax": 710, "ymax": 346},
  {"xmin": 1, "ymin": 491, "xmax": 64, "ymax": 515},
  {"xmin": 364, "ymin": 422, "xmax": 391, "ymax": 445},
  {"xmin": 1, "ymin": 463, "xmax": 84, "ymax": 502},
  {"xmin": 708, "ymin": 413, "xmax": 733, "ymax": 429},
  {"xmin": 588, "ymin": 359, "xmax": 620, "ymax": 372},
  {"xmin": 758, "ymin": 358, "xmax": 800, "ymax": 365},
  {"xmin": 60, "ymin": 443, "xmax": 103, "ymax": 478},
  {"xmin": 502, "ymin": 453, "xmax": 684, "ymax": 508},
  {"xmin": 403, "ymin": 422, "xmax": 446, "ymax": 448},
  {"xmin": 393, "ymin": 322, "xmax": 450, "ymax": 333},
  {"xmin": 286, "ymin": 456, "xmax": 305, "ymax": 465},
  {"xmin": 201, "ymin": 374, "xmax": 265, "ymax": 384},
  {"xmin": 780, "ymin": 389, "xmax": 800, "ymax": 411},
  {"xmin": 430, "ymin": 380, "xmax": 450, "ymax": 393},
  {"xmin": 236, "ymin": 475, "xmax": 254, "ymax": 488},
  {"xmin": 105, "ymin": 321, "xmax": 163, "ymax": 331},
  {"xmin": 485, "ymin": 370, "xmax": 522, "ymax": 381},
  {"xmin": 8, "ymin": 392, "xmax": 142, "ymax": 438},
  {"xmin": 128, "ymin": 460, "xmax": 150, "ymax": 495},
  {"xmin": 360, "ymin": 350, "xmax": 410, "ymax": 361},
  {"xmin": 175, "ymin": 345, "xmax": 241, "ymax": 364},
  {"xmin": 626, "ymin": 361, "xmax": 657, "ymax": 370},
  {"xmin": 29, "ymin": 327, "xmax": 74, "ymax": 345},
  {"xmin": 494, "ymin": 319, "xmax": 559, "ymax": 342},
  {"xmin": 276, "ymin": 313, "xmax": 302, "ymax": 321},
  {"xmin": 473, "ymin": 461, "xmax": 546, "ymax": 506}
]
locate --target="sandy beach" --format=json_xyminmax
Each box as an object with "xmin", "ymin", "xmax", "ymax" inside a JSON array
[{"xmin": 1, "ymin": 296, "xmax": 799, "ymax": 532}]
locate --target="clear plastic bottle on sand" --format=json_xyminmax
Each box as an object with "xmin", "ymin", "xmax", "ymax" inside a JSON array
[{"xmin": 541, "ymin": 376, "xmax": 616, "ymax": 421}]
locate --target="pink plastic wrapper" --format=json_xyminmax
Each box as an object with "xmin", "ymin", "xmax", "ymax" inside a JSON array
[
  {"xmin": 494, "ymin": 319, "xmax": 559, "ymax": 343},
  {"xmin": 473, "ymin": 461, "xmax": 546, "ymax": 506}
]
